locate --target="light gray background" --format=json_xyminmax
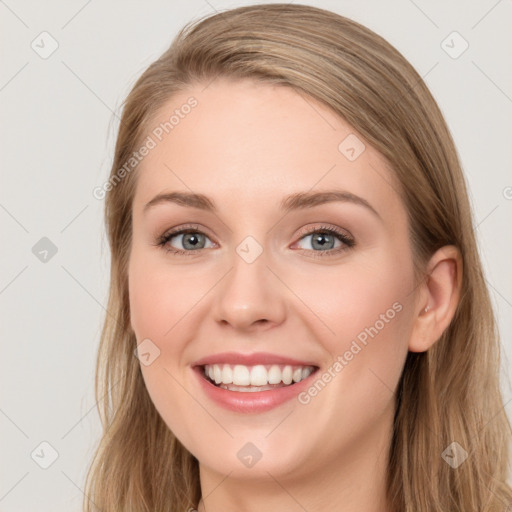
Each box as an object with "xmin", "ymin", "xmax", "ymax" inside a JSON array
[{"xmin": 1, "ymin": 1, "xmax": 511, "ymax": 510}]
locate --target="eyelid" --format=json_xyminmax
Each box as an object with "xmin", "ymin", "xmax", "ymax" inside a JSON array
[
  {"xmin": 291, "ymin": 224, "xmax": 355, "ymax": 258},
  {"xmin": 154, "ymin": 223, "xmax": 216, "ymax": 254},
  {"xmin": 158, "ymin": 223, "xmax": 213, "ymax": 242},
  {"xmin": 294, "ymin": 223, "xmax": 353, "ymax": 242},
  {"xmin": 156, "ymin": 223, "xmax": 355, "ymax": 257}
]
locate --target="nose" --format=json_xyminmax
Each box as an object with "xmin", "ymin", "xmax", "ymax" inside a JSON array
[{"xmin": 211, "ymin": 248, "xmax": 287, "ymax": 332}]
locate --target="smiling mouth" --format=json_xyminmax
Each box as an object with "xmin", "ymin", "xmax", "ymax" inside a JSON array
[{"xmin": 199, "ymin": 363, "xmax": 319, "ymax": 392}]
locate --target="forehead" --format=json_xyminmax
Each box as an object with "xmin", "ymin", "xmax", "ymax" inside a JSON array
[{"xmin": 133, "ymin": 77, "xmax": 404, "ymax": 221}]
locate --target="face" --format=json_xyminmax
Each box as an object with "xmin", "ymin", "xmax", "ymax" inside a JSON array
[{"xmin": 128, "ymin": 77, "xmax": 418, "ymax": 483}]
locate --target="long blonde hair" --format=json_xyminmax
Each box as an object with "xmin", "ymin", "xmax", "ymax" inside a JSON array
[{"xmin": 84, "ymin": 4, "xmax": 512, "ymax": 511}]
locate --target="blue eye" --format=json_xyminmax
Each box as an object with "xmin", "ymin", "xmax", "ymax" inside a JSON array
[
  {"xmin": 298, "ymin": 230, "xmax": 343, "ymax": 251},
  {"xmin": 155, "ymin": 224, "xmax": 355, "ymax": 258},
  {"xmin": 294, "ymin": 226, "xmax": 355, "ymax": 258},
  {"xmin": 157, "ymin": 226, "xmax": 214, "ymax": 255}
]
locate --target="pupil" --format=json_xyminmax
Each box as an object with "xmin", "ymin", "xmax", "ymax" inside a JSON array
[
  {"xmin": 183, "ymin": 233, "xmax": 204, "ymax": 250},
  {"xmin": 312, "ymin": 233, "xmax": 334, "ymax": 250}
]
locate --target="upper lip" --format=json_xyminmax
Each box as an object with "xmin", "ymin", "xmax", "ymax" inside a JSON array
[{"xmin": 192, "ymin": 352, "xmax": 319, "ymax": 368}]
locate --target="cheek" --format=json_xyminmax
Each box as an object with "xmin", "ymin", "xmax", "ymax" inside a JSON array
[
  {"xmin": 290, "ymin": 259, "xmax": 412, "ymax": 450},
  {"xmin": 289, "ymin": 258, "xmax": 410, "ymax": 346},
  {"xmin": 128, "ymin": 249, "xmax": 201, "ymax": 344},
  {"xmin": 127, "ymin": 249, "xmax": 204, "ymax": 447},
  {"xmin": 291, "ymin": 247, "xmax": 413, "ymax": 390}
]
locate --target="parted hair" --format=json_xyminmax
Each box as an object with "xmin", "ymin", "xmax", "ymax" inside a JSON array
[{"xmin": 84, "ymin": 4, "xmax": 512, "ymax": 511}]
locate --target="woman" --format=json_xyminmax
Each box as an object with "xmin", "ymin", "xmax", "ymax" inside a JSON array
[{"xmin": 84, "ymin": 4, "xmax": 512, "ymax": 511}]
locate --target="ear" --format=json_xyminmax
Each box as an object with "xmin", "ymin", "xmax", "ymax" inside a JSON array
[{"xmin": 408, "ymin": 245, "xmax": 463, "ymax": 353}]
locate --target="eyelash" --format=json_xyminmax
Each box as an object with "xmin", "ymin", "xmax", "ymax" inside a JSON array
[{"xmin": 154, "ymin": 223, "xmax": 355, "ymax": 259}]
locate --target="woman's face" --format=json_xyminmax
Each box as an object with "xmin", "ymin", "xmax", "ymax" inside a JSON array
[{"xmin": 128, "ymin": 77, "xmax": 419, "ymax": 483}]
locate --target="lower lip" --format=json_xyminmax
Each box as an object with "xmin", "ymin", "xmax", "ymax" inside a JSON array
[{"xmin": 193, "ymin": 367, "xmax": 318, "ymax": 413}]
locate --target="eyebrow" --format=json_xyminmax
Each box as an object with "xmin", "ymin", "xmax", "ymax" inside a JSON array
[{"xmin": 143, "ymin": 189, "xmax": 381, "ymax": 220}]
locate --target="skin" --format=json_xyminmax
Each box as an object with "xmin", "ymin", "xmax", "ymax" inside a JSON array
[{"xmin": 128, "ymin": 77, "xmax": 462, "ymax": 512}]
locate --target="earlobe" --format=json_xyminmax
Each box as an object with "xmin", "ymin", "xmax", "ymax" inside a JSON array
[{"xmin": 408, "ymin": 245, "xmax": 463, "ymax": 353}]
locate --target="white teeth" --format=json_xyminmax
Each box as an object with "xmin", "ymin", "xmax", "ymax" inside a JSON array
[
  {"xmin": 282, "ymin": 366, "xmax": 293, "ymax": 385},
  {"xmin": 221, "ymin": 365, "xmax": 233, "ymax": 384},
  {"xmin": 302, "ymin": 367, "xmax": 313, "ymax": 379},
  {"xmin": 268, "ymin": 365, "xmax": 282, "ymax": 384},
  {"xmin": 250, "ymin": 365, "xmax": 268, "ymax": 386},
  {"xmin": 233, "ymin": 365, "xmax": 251, "ymax": 386},
  {"xmin": 203, "ymin": 363, "xmax": 316, "ymax": 388},
  {"xmin": 213, "ymin": 365, "xmax": 222, "ymax": 384}
]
